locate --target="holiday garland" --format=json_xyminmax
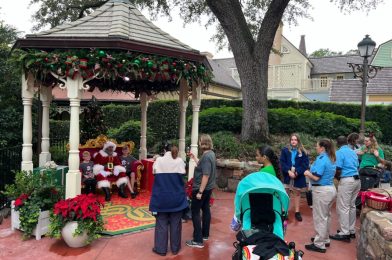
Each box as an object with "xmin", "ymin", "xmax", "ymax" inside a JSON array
[{"xmin": 20, "ymin": 48, "xmax": 212, "ymax": 93}]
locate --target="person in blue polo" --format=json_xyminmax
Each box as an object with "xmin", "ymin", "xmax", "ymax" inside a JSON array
[
  {"xmin": 304, "ymin": 139, "xmax": 337, "ymax": 253},
  {"xmin": 330, "ymin": 136, "xmax": 360, "ymax": 242}
]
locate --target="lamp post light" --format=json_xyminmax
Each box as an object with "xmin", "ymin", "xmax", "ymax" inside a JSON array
[{"xmin": 348, "ymin": 35, "xmax": 381, "ymax": 137}]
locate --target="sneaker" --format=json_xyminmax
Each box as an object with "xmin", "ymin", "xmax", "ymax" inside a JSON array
[
  {"xmin": 295, "ymin": 212, "xmax": 302, "ymax": 222},
  {"xmin": 305, "ymin": 243, "xmax": 326, "ymax": 253},
  {"xmin": 203, "ymin": 237, "xmax": 209, "ymax": 241},
  {"xmin": 186, "ymin": 240, "xmax": 204, "ymax": 248},
  {"xmin": 311, "ymin": 237, "xmax": 330, "ymax": 247}
]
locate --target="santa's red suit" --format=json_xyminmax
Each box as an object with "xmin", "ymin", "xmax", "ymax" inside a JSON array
[{"xmin": 93, "ymin": 143, "xmax": 128, "ymax": 189}]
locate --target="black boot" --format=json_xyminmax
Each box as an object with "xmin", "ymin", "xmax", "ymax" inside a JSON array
[
  {"xmin": 102, "ymin": 187, "xmax": 111, "ymax": 201},
  {"xmin": 118, "ymin": 184, "xmax": 128, "ymax": 198}
]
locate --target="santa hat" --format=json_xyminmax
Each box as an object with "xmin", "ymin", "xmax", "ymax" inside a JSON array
[{"xmin": 103, "ymin": 141, "xmax": 116, "ymax": 151}]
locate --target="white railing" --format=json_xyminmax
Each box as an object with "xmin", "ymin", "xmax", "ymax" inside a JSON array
[
  {"xmin": 301, "ymin": 79, "xmax": 333, "ymax": 91},
  {"xmin": 268, "ymin": 64, "xmax": 302, "ymax": 89}
]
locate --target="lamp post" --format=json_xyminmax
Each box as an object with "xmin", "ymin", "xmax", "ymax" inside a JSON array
[{"xmin": 348, "ymin": 35, "xmax": 381, "ymax": 137}]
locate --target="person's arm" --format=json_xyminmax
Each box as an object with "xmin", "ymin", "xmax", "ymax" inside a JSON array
[
  {"xmin": 195, "ymin": 156, "xmax": 212, "ymax": 200},
  {"xmin": 304, "ymin": 170, "xmax": 321, "ymax": 181},
  {"xmin": 196, "ymin": 175, "xmax": 210, "ymax": 200},
  {"xmin": 279, "ymin": 148, "xmax": 290, "ymax": 176}
]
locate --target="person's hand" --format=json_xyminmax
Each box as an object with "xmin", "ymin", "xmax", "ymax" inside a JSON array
[
  {"xmin": 188, "ymin": 152, "xmax": 196, "ymax": 160},
  {"xmin": 304, "ymin": 170, "xmax": 311, "ymax": 177},
  {"xmin": 288, "ymin": 171, "xmax": 296, "ymax": 178},
  {"xmin": 196, "ymin": 193, "xmax": 202, "ymax": 200}
]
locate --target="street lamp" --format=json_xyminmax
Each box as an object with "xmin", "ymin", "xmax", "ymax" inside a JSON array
[{"xmin": 348, "ymin": 35, "xmax": 382, "ymax": 136}]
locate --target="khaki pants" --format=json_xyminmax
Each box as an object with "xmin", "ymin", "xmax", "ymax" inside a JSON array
[
  {"xmin": 312, "ymin": 185, "xmax": 337, "ymax": 249},
  {"xmin": 336, "ymin": 177, "xmax": 361, "ymax": 235}
]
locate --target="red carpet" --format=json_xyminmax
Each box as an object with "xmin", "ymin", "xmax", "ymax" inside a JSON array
[{"xmin": 100, "ymin": 191, "xmax": 155, "ymax": 235}]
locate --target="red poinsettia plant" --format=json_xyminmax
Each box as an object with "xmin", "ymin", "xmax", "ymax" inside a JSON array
[
  {"xmin": 13, "ymin": 193, "xmax": 29, "ymax": 209},
  {"xmin": 48, "ymin": 194, "xmax": 105, "ymax": 244},
  {"xmin": 185, "ymin": 178, "xmax": 214, "ymax": 206}
]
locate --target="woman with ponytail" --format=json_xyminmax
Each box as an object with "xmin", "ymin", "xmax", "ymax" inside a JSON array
[
  {"xmin": 256, "ymin": 145, "xmax": 281, "ymax": 180},
  {"xmin": 304, "ymin": 139, "xmax": 337, "ymax": 254}
]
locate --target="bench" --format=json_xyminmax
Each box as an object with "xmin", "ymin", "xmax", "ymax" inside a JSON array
[{"xmin": 78, "ymin": 135, "xmax": 143, "ymax": 192}]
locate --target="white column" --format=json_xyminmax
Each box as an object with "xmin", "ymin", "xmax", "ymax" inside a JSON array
[
  {"xmin": 39, "ymin": 86, "xmax": 52, "ymax": 166},
  {"xmin": 188, "ymin": 84, "xmax": 201, "ymax": 180},
  {"xmin": 65, "ymin": 77, "xmax": 83, "ymax": 199},
  {"xmin": 21, "ymin": 74, "xmax": 35, "ymax": 172},
  {"xmin": 139, "ymin": 92, "xmax": 148, "ymax": 160},
  {"xmin": 178, "ymin": 82, "xmax": 188, "ymax": 160}
]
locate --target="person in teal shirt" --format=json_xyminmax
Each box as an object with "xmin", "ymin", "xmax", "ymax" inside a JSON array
[
  {"xmin": 255, "ymin": 145, "xmax": 281, "ymax": 180},
  {"xmin": 358, "ymin": 135, "xmax": 384, "ymax": 169}
]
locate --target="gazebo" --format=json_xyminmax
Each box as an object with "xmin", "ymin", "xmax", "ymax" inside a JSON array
[{"xmin": 13, "ymin": 0, "xmax": 211, "ymax": 198}]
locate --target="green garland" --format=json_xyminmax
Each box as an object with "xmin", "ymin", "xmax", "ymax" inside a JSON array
[{"xmin": 20, "ymin": 49, "xmax": 212, "ymax": 93}]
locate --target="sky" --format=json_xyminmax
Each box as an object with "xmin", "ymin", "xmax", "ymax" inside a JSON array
[{"xmin": 0, "ymin": 0, "xmax": 392, "ymax": 58}]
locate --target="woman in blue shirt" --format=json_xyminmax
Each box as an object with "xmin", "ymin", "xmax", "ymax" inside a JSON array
[
  {"xmin": 280, "ymin": 133, "xmax": 309, "ymax": 222},
  {"xmin": 304, "ymin": 139, "xmax": 337, "ymax": 254}
]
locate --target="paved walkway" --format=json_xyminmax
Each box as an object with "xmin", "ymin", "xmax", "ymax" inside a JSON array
[{"xmin": 0, "ymin": 190, "xmax": 357, "ymax": 259}]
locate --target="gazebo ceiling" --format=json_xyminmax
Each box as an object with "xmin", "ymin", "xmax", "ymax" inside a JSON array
[{"xmin": 14, "ymin": 0, "xmax": 204, "ymax": 62}]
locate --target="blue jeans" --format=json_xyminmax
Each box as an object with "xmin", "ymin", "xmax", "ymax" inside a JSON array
[{"xmin": 191, "ymin": 189, "xmax": 212, "ymax": 243}]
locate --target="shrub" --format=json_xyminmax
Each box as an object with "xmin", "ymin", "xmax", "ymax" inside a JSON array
[
  {"xmin": 107, "ymin": 120, "xmax": 155, "ymax": 153},
  {"xmin": 211, "ymin": 131, "xmax": 258, "ymax": 160},
  {"xmin": 190, "ymin": 106, "xmax": 381, "ymax": 139},
  {"xmin": 190, "ymin": 106, "xmax": 242, "ymax": 134}
]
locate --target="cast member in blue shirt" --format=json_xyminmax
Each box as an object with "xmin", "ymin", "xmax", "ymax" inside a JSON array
[
  {"xmin": 304, "ymin": 139, "xmax": 337, "ymax": 253},
  {"xmin": 329, "ymin": 136, "xmax": 360, "ymax": 242},
  {"xmin": 280, "ymin": 133, "xmax": 309, "ymax": 222}
]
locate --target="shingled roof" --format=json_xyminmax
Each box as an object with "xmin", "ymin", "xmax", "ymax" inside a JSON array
[
  {"xmin": 14, "ymin": 0, "xmax": 205, "ymax": 62},
  {"xmin": 310, "ymin": 55, "xmax": 366, "ymax": 75},
  {"xmin": 209, "ymin": 58, "xmax": 240, "ymax": 90},
  {"xmin": 329, "ymin": 68, "xmax": 392, "ymax": 102}
]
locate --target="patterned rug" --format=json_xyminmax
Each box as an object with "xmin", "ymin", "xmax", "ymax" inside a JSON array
[{"xmin": 100, "ymin": 191, "xmax": 155, "ymax": 236}]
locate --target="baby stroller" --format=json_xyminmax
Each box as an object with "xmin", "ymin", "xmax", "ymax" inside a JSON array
[
  {"xmin": 355, "ymin": 167, "xmax": 383, "ymax": 211},
  {"xmin": 232, "ymin": 173, "xmax": 303, "ymax": 260}
]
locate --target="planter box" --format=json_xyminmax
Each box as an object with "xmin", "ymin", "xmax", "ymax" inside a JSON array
[
  {"xmin": 11, "ymin": 201, "xmax": 50, "ymax": 240},
  {"xmin": 33, "ymin": 166, "xmax": 69, "ymax": 197}
]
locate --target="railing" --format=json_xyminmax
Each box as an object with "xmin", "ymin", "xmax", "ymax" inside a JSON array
[
  {"xmin": 268, "ymin": 64, "xmax": 302, "ymax": 89},
  {"xmin": 0, "ymin": 145, "xmax": 21, "ymax": 192},
  {"xmin": 50, "ymin": 138, "xmax": 68, "ymax": 166},
  {"xmin": 301, "ymin": 78, "xmax": 333, "ymax": 91}
]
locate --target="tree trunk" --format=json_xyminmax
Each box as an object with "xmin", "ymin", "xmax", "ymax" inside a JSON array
[{"xmin": 207, "ymin": 0, "xmax": 289, "ymax": 142}]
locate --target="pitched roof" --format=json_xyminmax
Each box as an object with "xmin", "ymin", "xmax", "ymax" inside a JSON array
[
  {"xmin": 310, "ymin": 55, "xmax": 365, "ymax": 74},
  {"xmin": 329, "ymin": 68, "xmax": 392, "ymax": 102},
  {"xmin": 15, "ymin": 0, "xmax": 205, "ymax": 62},
  {"xmin": 209, "ymin": 58, "xmax": 240, "ymax": 90}
]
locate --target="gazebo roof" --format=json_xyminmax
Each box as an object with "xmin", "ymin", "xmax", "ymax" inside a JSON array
[{"xmin": 14, "ymin": 0, "xmax": 205, "ymax": 62}]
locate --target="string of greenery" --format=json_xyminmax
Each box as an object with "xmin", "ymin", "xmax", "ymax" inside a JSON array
[{"xmin": 19, "ymin": 48, "xmax": 212, "ymax": 93}]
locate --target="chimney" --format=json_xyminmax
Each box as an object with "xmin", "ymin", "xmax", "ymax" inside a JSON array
[{"xmin": 299, "ymin": 35, "xmax": 307, "ymax": 56}]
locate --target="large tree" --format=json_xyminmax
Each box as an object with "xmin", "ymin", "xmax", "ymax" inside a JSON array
[
  {"xmin": 309, "ymin": 48, "xmax": 343, "ymax": 58},
  {"xmin": 29, "ymin": 0, "xmax": 383, "ymax": 142}
]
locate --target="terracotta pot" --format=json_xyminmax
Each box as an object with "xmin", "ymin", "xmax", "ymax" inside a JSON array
[{"xmin": 61, "ymin": 221, "xmax": 88, "ymax": 248}]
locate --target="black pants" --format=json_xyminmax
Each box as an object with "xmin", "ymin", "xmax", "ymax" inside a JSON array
[
  {"xmin": 191, "ymin": 189, "xmax": 212, "ymax": 243},
  {"xmin": 154, "ymin": 211, "xmax": 183, "ymax": 254}
]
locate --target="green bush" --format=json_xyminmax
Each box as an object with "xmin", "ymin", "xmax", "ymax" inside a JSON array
[
  {"xmin": 190, "ymin": 106, "xmax": 242, "ymax": 134},
  {"xmin": 269, "ymin": 107, "xmax": 381, "ymax": 139},
  {"xmin": 108, "ymin": 120, "xmax": 155, "ymax": 153},
  {"xmin": 102, "ymin": 104, "xmax": 141, "ymax": 129},
  {"xmin": 191, "ymin": 106, "xmax": 381, "ymax": 139},
  {"xmin": 210, "ymin": 131, "xmax": 258, "ymax": 160}
]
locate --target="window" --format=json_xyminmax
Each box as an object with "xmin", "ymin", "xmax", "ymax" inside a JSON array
[
  {"xmin": 336, "ymin": 75, "xmax": 344, "ymax": 80},
  {"xmin": 281, "ymin": 46, "xmax": 289, "ymax": 54},
  {"xmin": 320, "ymin": 76, "xmax": 328, "ymax": 88}
]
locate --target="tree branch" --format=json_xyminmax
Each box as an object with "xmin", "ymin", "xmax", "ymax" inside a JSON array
[{"xmin": 67, "ymin": 0, "xmax": 109, "ymax": 18}]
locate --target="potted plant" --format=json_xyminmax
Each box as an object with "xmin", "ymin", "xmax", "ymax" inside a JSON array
[
  {"xmin": 48, "ymin": 194, "xmax": 105, "ymax": 247},
  {"xmin": 3, "ymin": 165, "xmax": 63, "ymax": 240}
]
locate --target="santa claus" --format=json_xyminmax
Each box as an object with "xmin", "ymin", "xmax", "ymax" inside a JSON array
[{"xmin": 93, "ymin": 141, "xmax": 128, "ymax": 201}]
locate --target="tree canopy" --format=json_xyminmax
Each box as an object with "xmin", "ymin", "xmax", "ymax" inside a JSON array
[{"xmin": 309, "ymin": 48, "xmax": 343, "ymax": 58}]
